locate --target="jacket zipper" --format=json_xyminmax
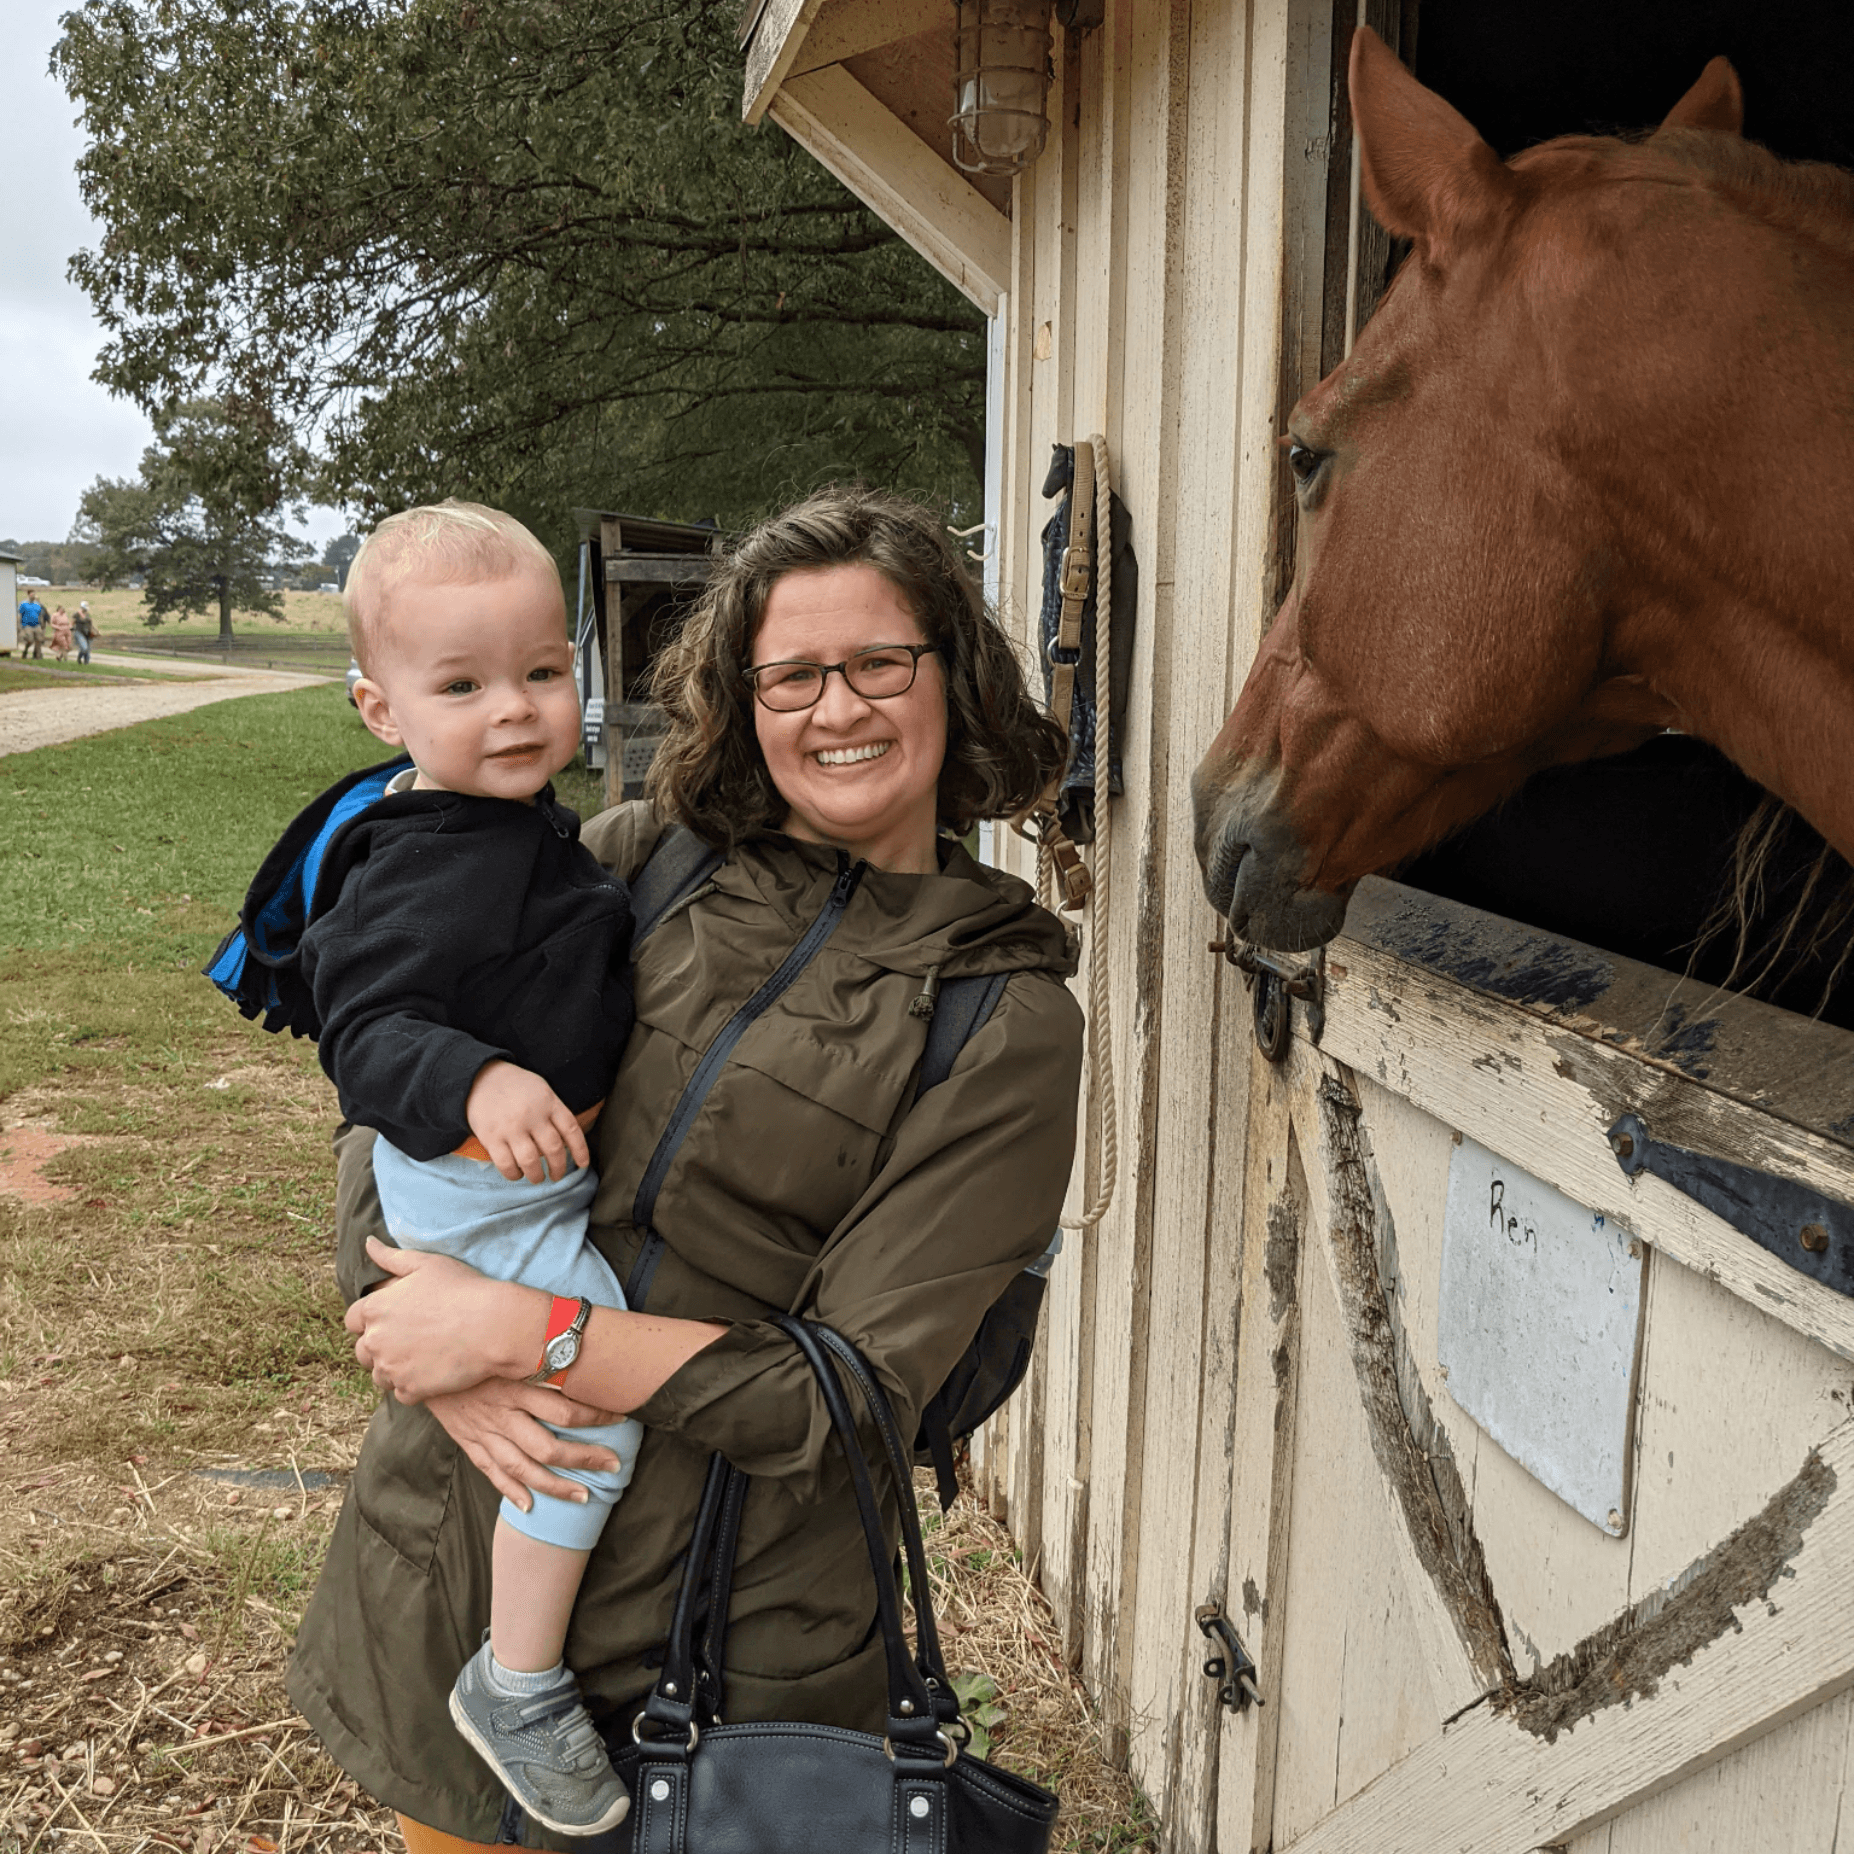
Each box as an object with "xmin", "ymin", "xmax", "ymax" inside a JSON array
[{"xmin": 625, "ymin": 854, "xmax": 864, "ymax": 1304}]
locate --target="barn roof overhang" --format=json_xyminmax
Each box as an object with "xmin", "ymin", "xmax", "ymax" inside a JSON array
[{"xmin": 739, "ymin": 0, "xmax": 1010, "ymax": 314}]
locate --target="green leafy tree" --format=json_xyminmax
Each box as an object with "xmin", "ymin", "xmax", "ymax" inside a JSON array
[
  {"xmin": 55, "ymin": 0, "xmax": 988, "ymax": 546},
  {"xmin": 74, "ymin": 399, "xmax": 310, "ymax": 638}
]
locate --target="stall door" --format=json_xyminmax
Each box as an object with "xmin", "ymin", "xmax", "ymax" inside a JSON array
[{"xmin": 1204, "ymin": 877, "xmax": 1854, "ymax": 1853}]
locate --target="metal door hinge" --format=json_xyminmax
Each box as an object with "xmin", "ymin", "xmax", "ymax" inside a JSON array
[
  {"xmin": 1194, "ymin": 1601, "xmax": 1262, "ymax": 1713},
  {"xmin": 1607, "ymin": 1113, "xmax": 1854, "ymax": 1299}
]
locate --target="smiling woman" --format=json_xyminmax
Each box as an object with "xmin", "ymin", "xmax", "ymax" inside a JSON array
[
  {"xmin": 647, "ymin": 486, "xmax": 1064, "ymax": 860},
  {"xmin": 748, "ymin": 567, "xmax": 950, "ymax": 874}
]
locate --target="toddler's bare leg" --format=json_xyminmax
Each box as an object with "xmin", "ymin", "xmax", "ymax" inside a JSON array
[{"xmin": 490, "ymin": 1520, "xmax": 591, "ymax": 1673}]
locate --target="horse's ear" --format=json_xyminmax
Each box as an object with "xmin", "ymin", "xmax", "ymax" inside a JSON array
[
  {"xmin": 1659, "ymin": 56, "xmax": 1744, "ymax": 135},
  {"xmin": 1350, "ymin": 26, "xmax": 1510, "ymax": 258}
]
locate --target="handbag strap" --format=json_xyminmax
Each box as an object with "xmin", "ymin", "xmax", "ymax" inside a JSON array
[
  {"xmin": 810, "ymin": 1326, "xmax": 960, "ymax": 1726},
  {"xmin": 639, "ymin": 1451, "xmax": 734, "ymax": 1741},
  {"xmin": 772, "ymin": 1317, "xmax": 951, "ymax": 1756},
  {"xmin": 640, "ymin": 1320, "xmax": 957, "ymax": 1761}
]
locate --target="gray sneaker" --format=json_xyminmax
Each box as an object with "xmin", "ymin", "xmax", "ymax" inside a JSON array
[{"xmin": 449, "ymin": 1642, "xmax": 632, "ymax": 1836}]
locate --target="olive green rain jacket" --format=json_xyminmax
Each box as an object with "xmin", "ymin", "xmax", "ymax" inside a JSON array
[{"xmin": 286, "ymin": 809, "xmax": 1084, "ymax": 1843}]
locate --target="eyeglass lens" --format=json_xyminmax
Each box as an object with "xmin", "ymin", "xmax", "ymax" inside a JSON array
[{"xmin": 752, "ymin": 646, "xmax": 926, "ymax": 711}]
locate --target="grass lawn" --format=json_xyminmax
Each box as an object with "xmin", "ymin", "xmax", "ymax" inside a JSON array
[
  {"xmin": 0, "ymin": 686, "xmax": 1148, "ymax": 1853},
  {"xmin": 44, "ymin": 587, "xmax": 348, "ymax": 639},
  {"xmin": 0, "ymin": 661, "xmax": 205, "ymax": 694}
]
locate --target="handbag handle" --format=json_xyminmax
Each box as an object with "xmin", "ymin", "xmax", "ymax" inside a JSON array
[
  {"xmin": 637, "ymin": 1319, "xmax": 959, "ymax": 1762},
  {"xmin": 808, "ymin": 1325, "xmax": 961, "ymax": 1729},
  {"xmin": 692, "ymin": 1326, "xmax": 959, "ymax": 1728}
]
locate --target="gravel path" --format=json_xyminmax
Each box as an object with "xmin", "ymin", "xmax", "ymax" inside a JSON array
[{"xmin": 0, "ymin": 656, "xmax": 332, "ymax": 758}]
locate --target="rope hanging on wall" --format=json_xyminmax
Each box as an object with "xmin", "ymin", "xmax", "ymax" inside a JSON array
[{"xmin": 1030, "ymin": 433, "xmax": 1123, "ymax": 1234}]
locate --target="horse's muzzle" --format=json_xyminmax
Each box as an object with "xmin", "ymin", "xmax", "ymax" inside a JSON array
[{"xmin": 1192, "ymin": 763, "xmax": 1351, "ymax": 954}]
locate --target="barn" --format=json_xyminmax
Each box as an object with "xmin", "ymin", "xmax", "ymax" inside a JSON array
[{"xmin": 739, "ymin": 3, "xmax": 1854, "ymax": 1849}]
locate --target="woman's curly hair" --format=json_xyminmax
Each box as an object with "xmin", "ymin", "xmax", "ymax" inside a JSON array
[{"xmin": 647, "ymin": 487, "xmax": 1067, "ymax": 846}]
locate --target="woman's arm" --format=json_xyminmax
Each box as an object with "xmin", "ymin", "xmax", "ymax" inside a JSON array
[
  {"xmin": 346, "ymin": 1239, "xmax": 726, "ymax": 1409},
  {"xmin": 626, "ymin": 972, "xmax": 1083, "ymax": 1500}
]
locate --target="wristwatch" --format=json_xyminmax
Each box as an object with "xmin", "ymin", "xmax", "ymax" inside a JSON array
[{"xmin": 528, "ymin": 1296, "xmax": 593, "ymax": 1388}]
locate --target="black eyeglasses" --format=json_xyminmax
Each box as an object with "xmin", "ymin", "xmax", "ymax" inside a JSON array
[{"xmin": 745, "ymin": 643, "xmax": 939, "ymax": 712}]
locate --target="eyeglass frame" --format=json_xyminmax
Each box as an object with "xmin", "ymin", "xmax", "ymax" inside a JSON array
[{"xmin": 744, "ymin": 642, "xmax": 941, "ymax": 712}]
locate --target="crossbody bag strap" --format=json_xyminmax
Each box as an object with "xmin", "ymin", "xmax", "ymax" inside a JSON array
[{"xmin": 624, "ymin": 853, "xmax": 864, "ymax": 1309}]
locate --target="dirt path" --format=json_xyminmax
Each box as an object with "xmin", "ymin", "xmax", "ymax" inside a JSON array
[{"xmin": 0, "ymin": 656, "xmax": 331, "ymax": 758}]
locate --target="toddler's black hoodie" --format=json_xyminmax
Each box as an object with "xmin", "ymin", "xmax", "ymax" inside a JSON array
[{"xmin": 297, "ymin": 784, "xmax": 634, "ymax": 1160}]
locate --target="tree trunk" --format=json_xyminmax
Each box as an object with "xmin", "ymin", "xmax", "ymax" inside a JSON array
[{"xmin": 218, "ymin": 577, "xmax": 233, "ymax": 642}]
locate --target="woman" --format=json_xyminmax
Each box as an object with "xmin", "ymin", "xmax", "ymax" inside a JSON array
[
  {"xmin": 288, "ymin": 488, "xmax": 1084, "ymax": 1850},
  {"xmin": 49, "ymin": 606, "xmax": 73, "ymax": 662}
]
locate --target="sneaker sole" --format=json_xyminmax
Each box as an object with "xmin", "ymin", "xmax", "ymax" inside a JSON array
[{"xmin": 448, "ymin": 1687, "xmax": 633, "ymax": 1837}]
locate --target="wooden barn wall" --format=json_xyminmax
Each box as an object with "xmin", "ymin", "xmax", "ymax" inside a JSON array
[{"xmin": 966, "ymin": 0, "xmax": 1340, "ymax": 1832}]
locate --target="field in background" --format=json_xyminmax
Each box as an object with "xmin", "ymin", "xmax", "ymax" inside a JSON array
[
  {"xmin": 0, "ymin": 683, "xmax": 1151, "ymax": 1852},
  {"xmin": 33, "ymin": 589, "xmax": 353, "ymax": 678}
]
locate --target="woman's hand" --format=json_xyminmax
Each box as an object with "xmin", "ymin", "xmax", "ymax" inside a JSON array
[
  {"xmin": 425, "ymin": 1378, "xmax": 627, "ymax": 1511},
  {"xmin": 345, "ymin": 1238, "xmax": 547, "ymax": 1403}
]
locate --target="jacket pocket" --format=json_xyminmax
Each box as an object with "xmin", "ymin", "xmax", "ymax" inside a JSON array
[{"xmin": 351, "ymin": 1397, "xmax": 460, "ymax": 1575}]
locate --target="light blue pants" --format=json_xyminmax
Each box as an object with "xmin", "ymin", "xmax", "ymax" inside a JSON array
[{"xmin": 372, "ymin": 1139, "xmax": 642, "ymax": 1551}]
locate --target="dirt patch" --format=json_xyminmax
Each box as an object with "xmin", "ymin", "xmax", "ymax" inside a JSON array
[{"xmin": 0, "ymin": 1125, "xmax": 98, "ymax": 1206}]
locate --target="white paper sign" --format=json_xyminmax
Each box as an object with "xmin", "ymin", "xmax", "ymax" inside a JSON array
[{"xmin": 1438, "ymin": 1136, "xmax": 1646, "ymax": 1534}]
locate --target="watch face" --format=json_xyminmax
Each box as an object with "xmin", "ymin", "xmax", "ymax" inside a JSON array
[{"xmin": 545, "ymin": 1332, "xmax": 578, "ymax": 1372}]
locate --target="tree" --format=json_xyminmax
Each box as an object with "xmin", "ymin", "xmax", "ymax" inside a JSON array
[
  {"xmin": 323, "ymin": 532, "xmax": 361, "ymax": 590},
  {"xmin": 55, "ymin": 0, "xmax": 988, "ymax": 548},
  {"xmin": 74, "ymin": 399, "xmax": 310, "ymax": 638}
]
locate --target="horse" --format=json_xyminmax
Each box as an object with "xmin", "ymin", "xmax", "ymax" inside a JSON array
[{"xmin": 1192, "ymin": 27, "xmax": 1854, "ymax": 957}]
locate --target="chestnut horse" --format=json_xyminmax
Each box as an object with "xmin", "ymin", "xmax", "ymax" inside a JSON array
[{"xmin": 1193, "ymin": 28, "xmax": 1854, "ymax": 952}]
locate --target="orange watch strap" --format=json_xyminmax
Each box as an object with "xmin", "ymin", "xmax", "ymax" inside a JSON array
[{"xmin": 536, "ymin": 1295, "xmax": 582, "ymax": 1388}]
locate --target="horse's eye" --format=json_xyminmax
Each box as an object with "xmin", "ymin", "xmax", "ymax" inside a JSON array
[{"xmin": 1287, "ymin": 441, "xmax": 1326, "ymax": 488}]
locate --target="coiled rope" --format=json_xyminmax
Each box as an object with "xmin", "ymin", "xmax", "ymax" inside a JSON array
[{"xmin": 1060, "ymin": 433, "xmax": 1119, "ymax": 1234}]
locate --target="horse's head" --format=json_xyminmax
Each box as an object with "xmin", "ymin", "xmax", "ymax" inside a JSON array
[{"xmin": 1193, "ymin": 30, "xmax": 1745, "ymax": 951}]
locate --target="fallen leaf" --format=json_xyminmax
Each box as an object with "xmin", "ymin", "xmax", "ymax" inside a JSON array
[
  {"xmin": 82, "ymin": 1668, "xmax": 111, "ymax": 1681},
  {"xmin": 247, "ymin": 1836, "xmax": 279, "ymax": 1851},
  {"xmin": 178, "ymin": 1622, "xmax": 200, "ymax": 1641}
]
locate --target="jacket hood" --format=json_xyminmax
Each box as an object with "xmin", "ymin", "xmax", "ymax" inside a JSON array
[{"xmin": 723, "ymin": 831, "xmax": 1078, "ymax": 983}]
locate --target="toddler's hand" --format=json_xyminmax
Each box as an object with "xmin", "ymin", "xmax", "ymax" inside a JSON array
[{"xmin": 465, "ymin": 1060, "xmax": 592, "ymax": 1182}]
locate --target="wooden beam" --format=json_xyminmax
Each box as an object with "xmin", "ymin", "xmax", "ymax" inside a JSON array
[
  {"xmin": 790, "ymin": 0, "xmax": 945, "ymax": 77},
  {"xmin": 1313, "ymin": 883, "xmax": 1854, "ymax": 1366},
  {"xmin": 743, "ymin": 0, "xmax": 828, "ymax": 126},
  {"xmin": 770, "ymin": 67, "xmax": 1009, "ymax": 314},
  {"xmin": 602, "ymin": 554, "xmax": 713, "ymax": 586},
  {"xmin": 1281, "ymin": 1416, "xmax": 1854, "ymax": 1853}
]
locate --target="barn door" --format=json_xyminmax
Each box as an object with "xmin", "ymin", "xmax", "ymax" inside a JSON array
[{"xmin": 1202, "ymin": 880, "xmax": 1854, "ymax": 1853}]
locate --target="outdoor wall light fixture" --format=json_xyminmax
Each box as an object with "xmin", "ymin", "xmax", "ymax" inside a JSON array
[{"xmin": 950, "ymin": 0, "xmax": 1053, "ymax": 177}]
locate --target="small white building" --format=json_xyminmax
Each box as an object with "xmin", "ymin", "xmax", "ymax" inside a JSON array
[{"xmin": 0, "ymin": 552, "xmax": 23, "ymax": 655}]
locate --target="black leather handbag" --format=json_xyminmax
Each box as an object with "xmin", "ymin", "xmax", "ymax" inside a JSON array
[{"xmin": 600, "ymin": 1316, "xmax": 1061, "ymax": 1853}]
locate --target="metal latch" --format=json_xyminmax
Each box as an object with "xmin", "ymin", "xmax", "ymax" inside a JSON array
[
  {"xmin": 1194, "ymin": 1601, "xmax": 1262, "ymax": 1713},
  {"xmin": 1607, "ymin": 1113, "xmax": 1854, "ymax": 1299},
  {"xmin": 1210, "ymin": 939, "xmax": 1324, "ymax": 1062}
]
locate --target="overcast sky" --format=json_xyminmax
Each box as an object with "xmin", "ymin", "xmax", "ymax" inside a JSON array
[{"xmin": 1, "ymin": 0, "xmax": 346, "ymax": 552}]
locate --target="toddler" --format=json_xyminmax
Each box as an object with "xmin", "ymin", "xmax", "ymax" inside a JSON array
[{"xmin": 256, "ymin": 502, "xmax": 638, "ymax": 1834}]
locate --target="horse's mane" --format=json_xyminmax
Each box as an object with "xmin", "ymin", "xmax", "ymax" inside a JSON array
[{"xmin": 1522, "ymin": 126, "xmax": 1854, "ymax": 258}]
